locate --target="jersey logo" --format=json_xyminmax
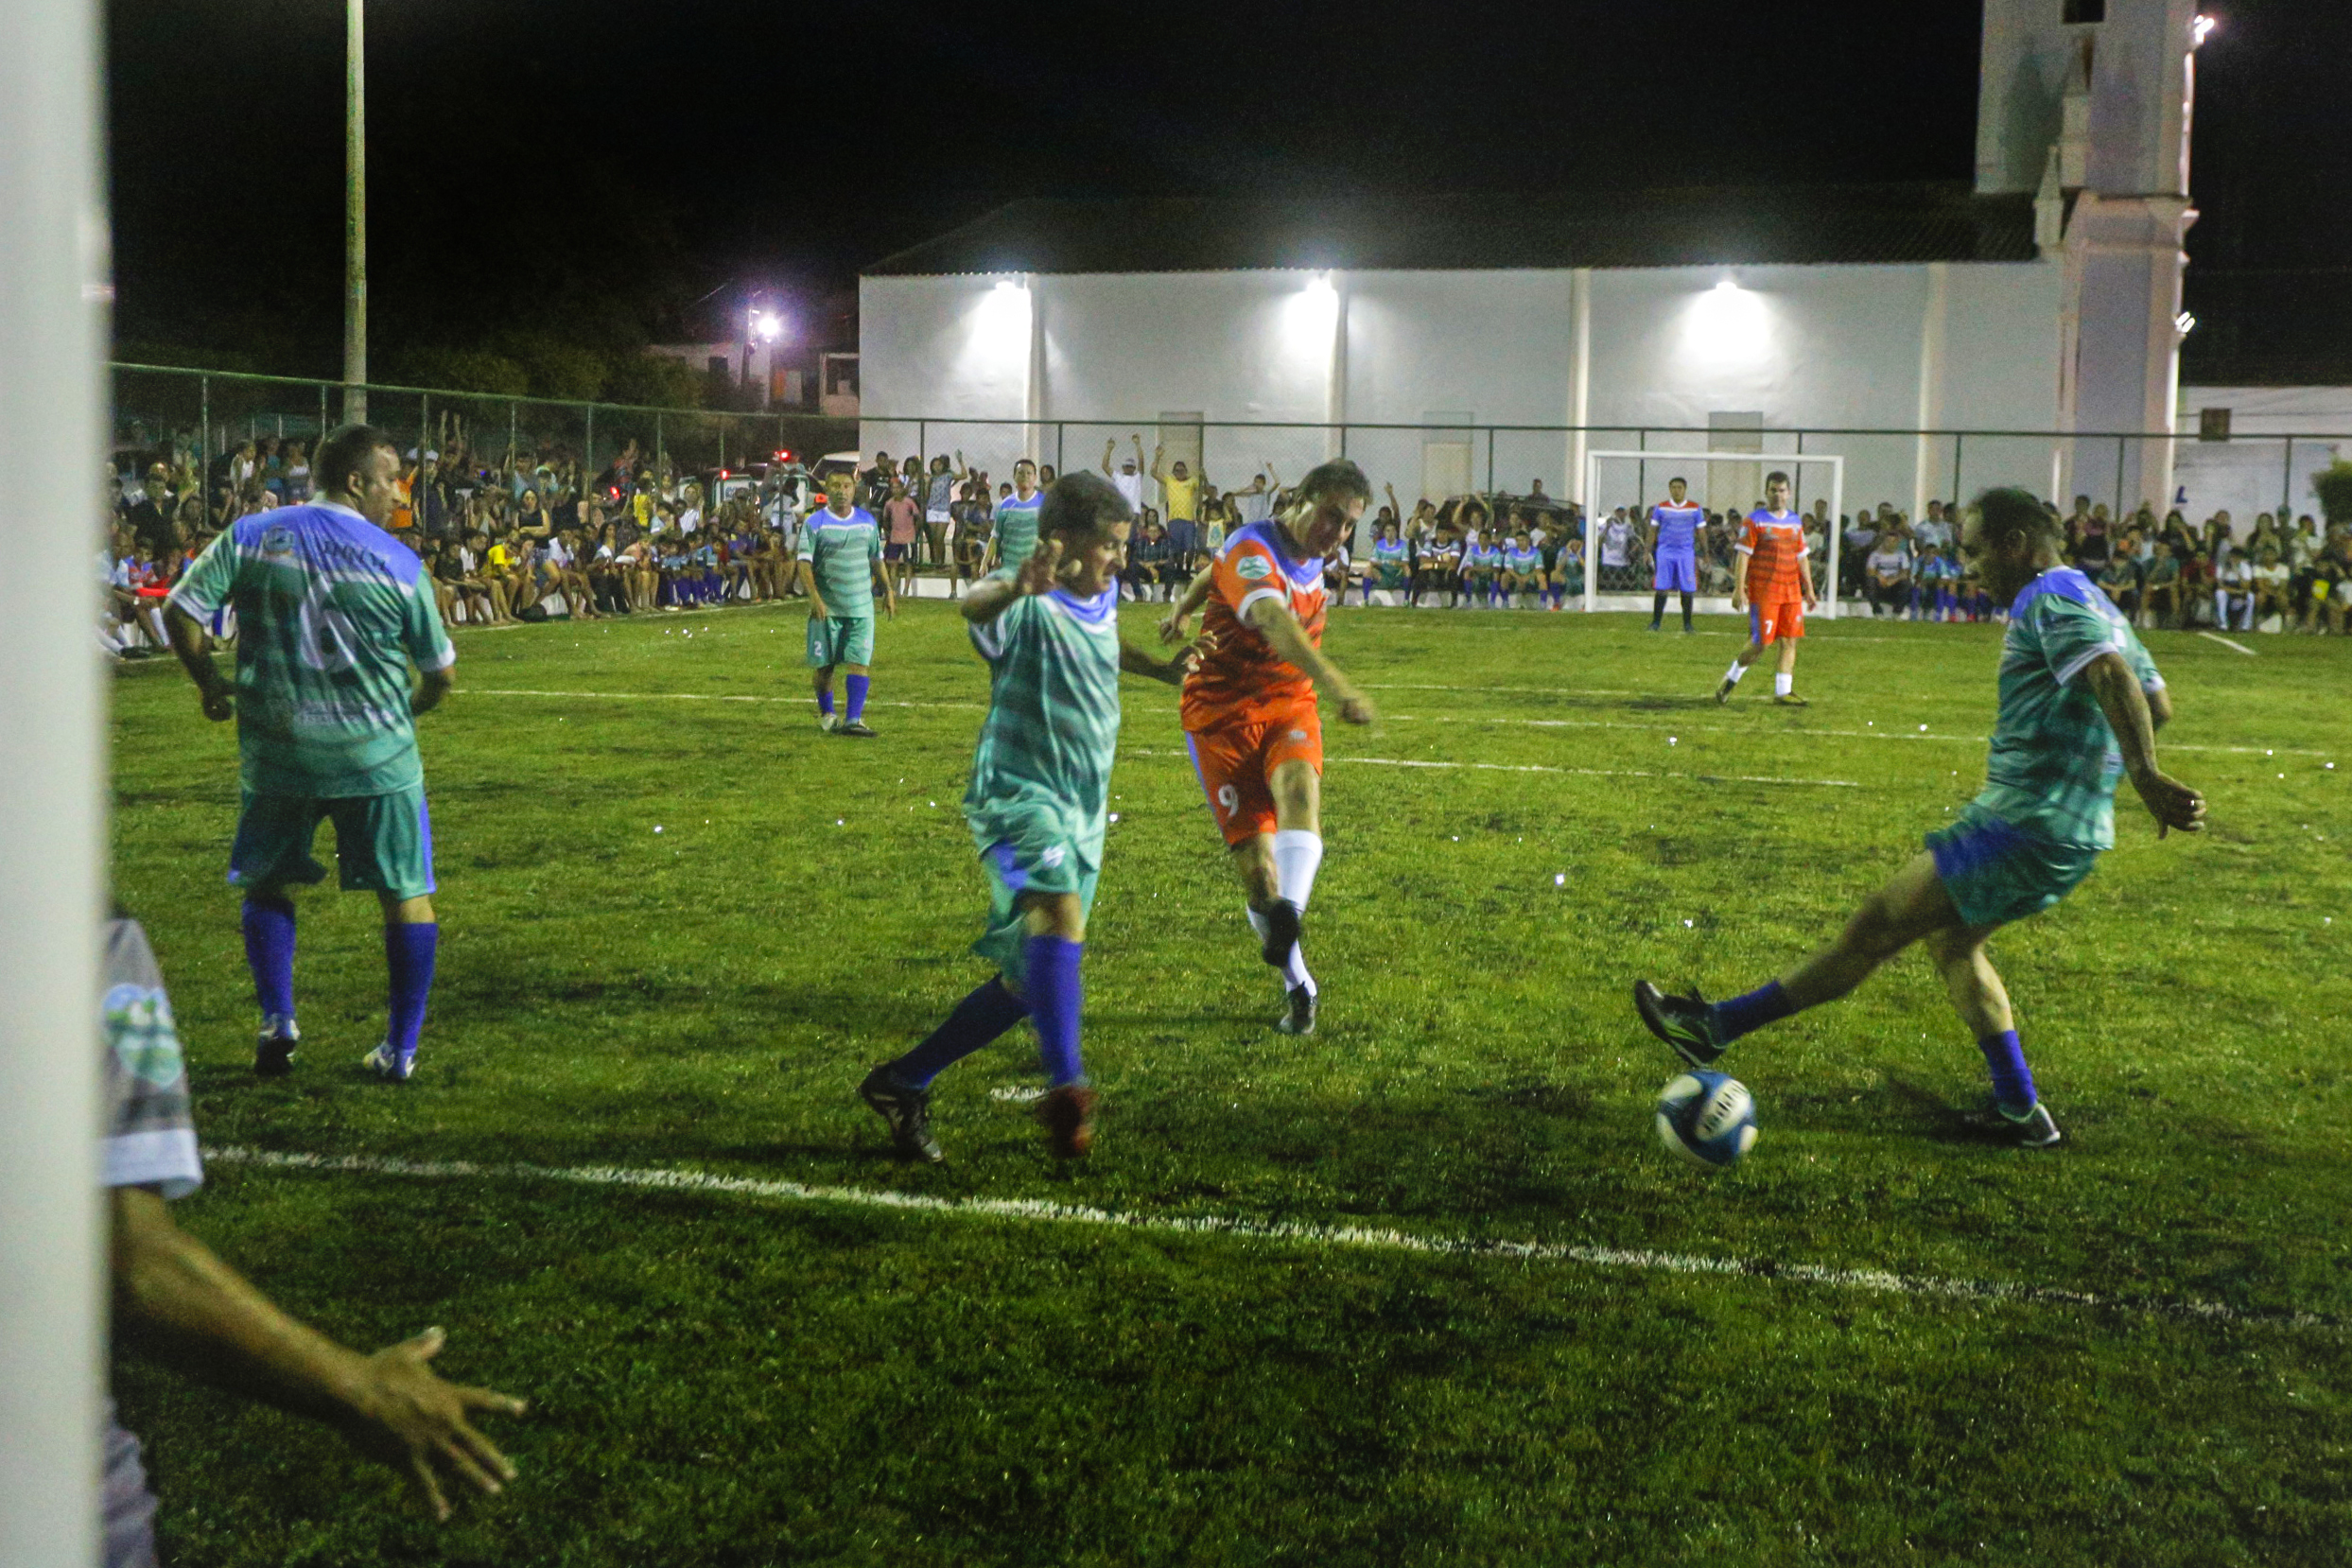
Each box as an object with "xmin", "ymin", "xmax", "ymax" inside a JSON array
[
  {"xmin": 259, "ymin": 526, "xmax": 296, "ymax": 559},
  {"xmin": 105, "ymin": 984, "xmax": 184, "ymax": 1088},
  {"xmin": 1037, "ymin": 844, "xmax": 1066, "ymax": 869},
  {"xmin": 1234, "ymin": 553, "xmax": 1272, "ymax": 581}
]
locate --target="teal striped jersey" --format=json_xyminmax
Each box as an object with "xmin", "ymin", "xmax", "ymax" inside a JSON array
[
  {"xmin": 1505, "ymin": 547, "xmax": 1542, "ymax": 573},
  {"xmin": 1975, "ymin": 566, "xmax": 2163, "ymax": 850},
  {"xmin": 166, "ymin": 504, "xmax": 454, "ymax": 797},
  {"xmin": 994, "ymin": 490, "xmax": 1045, "ymax": 569},
  {"xmin": 964, "ymin": 578, "xmax": 1123, "ymax": 873},
  {"xmin": 805, "ymin": 505, "xmax": 881, "ymax": 618}
]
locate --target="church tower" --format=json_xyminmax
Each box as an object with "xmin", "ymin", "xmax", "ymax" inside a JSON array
[{"xmin": 1977, "ymin": 0, "xmax": 2204, "ymax": 511}]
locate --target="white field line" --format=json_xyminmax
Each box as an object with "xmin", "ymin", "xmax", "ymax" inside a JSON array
[
  {"xmin": 1123, "ymin": 747, "xmax": 1857, "ymax": 790},
  {"xmin": 203, "ymin": 1145, "xmax": 2335, "ymax": 1332},
  {"xmin": 465, "ymin": 689, "xmax": 2330, "ymax": 759},
  {"xmin": 2199, "ymin": 631, "xmax": 2258, "ymax": 656}
]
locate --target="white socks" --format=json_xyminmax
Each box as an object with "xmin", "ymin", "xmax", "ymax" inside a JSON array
[
  {"xmin": 1271, "ymin": 829, "xmax": 1324, "ymax": 913},
  {"xmin": 1724, "ymin": 660, "xmax": 1750, "ymax": 685},
  {"xmin": 1246, "ymin": 907, "xmax": 1315, "ymax": 995},
  {"xmin": 1773, "ymin": 671, "xmax": 1793, "ymax": 697}
]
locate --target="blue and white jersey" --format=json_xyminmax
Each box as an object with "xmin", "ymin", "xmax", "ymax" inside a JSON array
[{"xmin": 1648, "ymin": 501, "xmax": 1704, "ymax": 555}]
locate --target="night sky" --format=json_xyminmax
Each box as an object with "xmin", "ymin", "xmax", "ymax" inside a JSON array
[{"xmin": 106, "ymin": 0, "xmax": 2349, "ymax": 382}]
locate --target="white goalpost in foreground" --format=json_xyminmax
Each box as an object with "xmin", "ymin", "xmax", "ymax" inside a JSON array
[{"xmin": 1580, "ymin": 449, "xmax": 1845, "ymax": 618}]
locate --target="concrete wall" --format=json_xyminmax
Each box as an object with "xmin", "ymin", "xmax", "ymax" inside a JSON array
[
  {"xmin": 861, "ymin": 259, "xmax": 2064, "ymax": 526},
  {"xmin": 2169, "ymin": 385, "xmax": 2352, "ymax": 527}
]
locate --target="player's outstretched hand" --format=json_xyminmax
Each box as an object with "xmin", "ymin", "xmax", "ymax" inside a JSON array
[
  {"xmin": 1338, "ymin": 693, "xmax": 1377, "ymax": 726},
  {"xmin": 1157, "ymin": 605, "xmax": 1193, "ymax": 646},
  {"xmin": 2132, "ymin": 768, "xmax": 2205, "ymax": 838},
  {"xmin": 1016, "ymin": 538, "xmax": 1063, "ymax": 597},
  {"xmin": 199, "ymin": 681, "xmax": 235, "ymax": 723},
  {"xmin": 340, "ymin": 1326, "xmax": 527, "ymax": 1523}
]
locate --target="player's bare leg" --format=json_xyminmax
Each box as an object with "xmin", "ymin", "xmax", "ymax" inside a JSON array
[
  {"xmin": 1231, "ymin": 758, "xmax": 1325, "ymax": 1035},
  {"xmin": 1769, "ymin": 634, "xmax": 1806, "ymax": 706},
  {"xmin": 1776, "ymin": 852, "xmax": 1960, "ymax": 1010},
  {"xmin": 1716, "ymin": 630, "xmax": 1768, "ymax": 703}
]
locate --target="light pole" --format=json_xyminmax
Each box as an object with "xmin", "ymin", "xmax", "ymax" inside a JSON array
[{"xmin": 343, "ymin": 0, "xmax": 366, "ymax": 422}]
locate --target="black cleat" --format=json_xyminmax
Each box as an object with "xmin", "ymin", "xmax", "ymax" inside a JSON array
[
  {"xmin": 1770, "ymin": 692, "xmax": 1810, "ymax": 707},
  {"xmin": 859, "ymin": 1066, "xmax": 944, "ymax": 1163},
  {"xmin": 1714, "ymin": 677, "xmax": 1736, "ymax": 705},
  {"xmin": 253, "ymin": 1023, "xmax": 300, "ymax": 1076},
  {"xmin": 1035, "ymin": 1084, "xmax": 1099, "ymax": 1159},
  {"xmin": 1960, "ymin": 1097, "xmax": 2063, "ymax": 1149},
  {"xmin": 838, "ymin": 719, "xmax": 879, "ymax": 739},
  {"xmin": 1274, "ymin": 984, "xmax": 1318, "ymax": 1037},
  {"xmin": 1258, "ymin": 898, "xmax": 1303, "ymax": 967},
  {"xmin": 1632, "ymin": 980, "xmax": 1726, "ymax": 1068}
]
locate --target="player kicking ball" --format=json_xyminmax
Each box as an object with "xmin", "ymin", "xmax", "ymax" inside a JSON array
[
  {"xmin": 1160, "ymin": 461, "xmax": 1378, "ymax": 1036},
  {"xmin": 1636, "ymin": 488, "xmax": 2205, "ymax": 1146},
  {"xmin": 1646, "ymin": 477, "xmax": 1703, "ymax": 633},
  {"xmin": 163, "ymin": 425, "xmax": 457, "ymax": 1084},
  {"xmin": 1716, "ymin": 471, "xmax": 1816, "ymax": 705},
  {"xmin": 799, "ymin": 467, "xmax": 897, "ymax": 738},
  {"xmin": 859, "ymin": 474, "xmax": 1189, "ymax": 1162}
]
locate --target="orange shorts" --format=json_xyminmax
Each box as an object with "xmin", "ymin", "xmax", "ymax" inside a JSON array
[
  {"xmin": 1185, "ymin": 707, "xmax": 1323, "ymax": 846},
  {"xmin": 1749, "ymin": 599, "xmax": 1805, "ymax": 643}
]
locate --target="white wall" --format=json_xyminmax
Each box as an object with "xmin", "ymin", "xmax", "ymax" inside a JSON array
[
  {"xmin": 2169, "ymin": 386, "xmax": 2352, "ymax": 527},
  {"xmin": 862, "ymin": 259, "xmax": 2064, "ymax": 518}
]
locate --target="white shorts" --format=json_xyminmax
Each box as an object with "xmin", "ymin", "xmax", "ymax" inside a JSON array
[{"xmin": 925, "ymin": 509, "xmax": 951, "ymax": 525}]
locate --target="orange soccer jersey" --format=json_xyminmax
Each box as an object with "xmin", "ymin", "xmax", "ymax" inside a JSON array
[
  {"xmin": 1178, "ymin": 523, "xmax": 1328, "ymax": 734},
  {"xmin": 1737, "ymin": 510, "xmax": 1810, "ymax": 604}
]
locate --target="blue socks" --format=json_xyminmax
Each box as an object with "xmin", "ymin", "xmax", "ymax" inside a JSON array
[
  {"xmin": 384, "ymin": 922, "xmax": 438, "ymax": 1062},
  {"xmin": 1024, "ymin": 934, "xmax": 1086, "ymax": 1088},
  {"xmin": 1978, "ymin": 1029, "xmax": 2037, "ymax": 1112},
  {"xmin": 817, "ymin": 687, "xmax": 835, "ymax": 717},
  {"xmin": 845, "ymin": 673, "xmax": 869, "ymax": 723},
  {"xmin": 240, "ymin": 897, "xmax": 296, "ymax": 1024},
  {"xmin": 890, "ymin": 978, "xmax": 1030, "ymax": 1089},
  {"xmin": 1712, "ymin": 980, "xmax": 1795, "ymax": 1043}
]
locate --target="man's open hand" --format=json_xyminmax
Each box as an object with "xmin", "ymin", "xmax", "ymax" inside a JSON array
[
  {"xmin": 1016, "ymin": 538, "xmax": 1064, "ymax": 596},
  {"xmin": 340, "ymin": 1326, "xmax": 527, "ymax": 1522},
  {"xmin": 2132, "ymin": 767, "xmax": 2206, "ymax": 839}
]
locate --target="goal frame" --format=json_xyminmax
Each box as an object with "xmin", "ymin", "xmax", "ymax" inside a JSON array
[{"xmin": 1580, "ymin": 449, "xmax": 1845, "ymax": 618}]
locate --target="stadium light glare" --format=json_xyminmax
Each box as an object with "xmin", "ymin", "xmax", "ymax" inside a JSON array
[
  {"xmin": 2176, "ymin": 310, "xmax": 2199, "ymax": 337},
  {"xmin": 2192, "ymin": 13, "xmax": 2216, "ymax": 46},
  {"xmin": 750, "ymin": 310, "xmax": 784, "ymax": 343},
  {"xmin": 1682, "ymin": 275, "xmax": 1771, "ymax": 367}
]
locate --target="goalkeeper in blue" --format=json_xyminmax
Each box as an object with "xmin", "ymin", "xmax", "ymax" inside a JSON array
[
  {"xmin": 859, "ymin": 473, "xmax": 1191, "ymax": 1162},
  {"xmin": 1633, "ymin": 489, "xmax": 2205, "ymax": 1147}
]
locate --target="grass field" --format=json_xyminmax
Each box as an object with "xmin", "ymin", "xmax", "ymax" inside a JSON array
[{"xmin": 109, "ymin": 595, "xmax": 2352, "ymax": 1566}]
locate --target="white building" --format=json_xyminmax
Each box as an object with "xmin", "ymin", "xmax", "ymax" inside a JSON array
[{"xmin": 860, "ymin": 0, "xmax": 2209, "ymax": 528}]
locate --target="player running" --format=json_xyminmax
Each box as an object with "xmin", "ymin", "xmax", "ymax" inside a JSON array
[
  {"xmin": 162, "ymin": 424, "xmax": 457, "ymax": 1083},
  {"xmin": 1635, "ymin": 488, "xmax": 2204, "ymax": 1146},
  {"xmin": 1716, "ymin": 471, "xmax": 1818, "ymax": 705},
  {"xmin": 984, "ymin": 457, "xmax": 1047, "ymax": 572},
  {"xmin": 1159, "ymin": 460, "xmax": 1378, "ymax": 1036},
  {"xmin": 799, "ymin": 467, "xmax": 897, "ymax": 738},
  {"xmin": 1646, "ymin": 477, "xmax": 1705, "ymax": 632},
  {"xmin": 858, "ymin": 475, "xmax": 1190, "ymax": 1162}
]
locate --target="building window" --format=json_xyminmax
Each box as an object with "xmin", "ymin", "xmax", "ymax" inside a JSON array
[{"xmin": 2063, "ymin": 0, "xmax": 2105, "ymax": 24}]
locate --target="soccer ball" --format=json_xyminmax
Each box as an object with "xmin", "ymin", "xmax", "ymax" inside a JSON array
[{"xmin": 1655, "ymin": 1071, "xmax": 1758, "ymax": 1171}]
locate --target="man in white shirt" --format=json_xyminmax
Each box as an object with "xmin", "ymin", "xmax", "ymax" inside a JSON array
[{"xmin": 1101, "ymin": 434, "xmax": 1147, "ymax": 514}]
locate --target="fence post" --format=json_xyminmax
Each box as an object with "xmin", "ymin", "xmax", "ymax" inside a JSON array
[
  {"xmin": 584, "ymin": 404, "xmax": 595, "ymax": 480},
  {"xmin": 1486, "ymin": 426, "xmax": 1496, "ymax": 494},
  {"xmin": 420, "ymin": 392, "xmax": 429, "ymax": 464},
  {"xmin": 2114, "ymin": 435, "xmax": 2126, "ymax": 522},
  {"xmin": 319, "ymin": 381, "xmax": 327, "ymax": 439},
  {"xmin": 918, "ymin": 419, "xmax": 926, "ymax": 474},
  {"xmin": 508, "ymin": 398, "xmax": 516, "ymax": 462},
  {"xmin": 1950, "ymin": 431, "xmax": 1965, "ymax": 512},
  {"xmin": 655, "ymin": 410, "xmax": 664, "ymax": 471},
  {"xmin": 199, "ymin": 375, "xmax": 210, "ymax": 517},
  {"xmin": 1055, "ymin": 422, "xmax": 1066, "ymax": 474},
  {"xmin": 2282, "ymin": 435, "xmax": 2296, "ymax": 517}
]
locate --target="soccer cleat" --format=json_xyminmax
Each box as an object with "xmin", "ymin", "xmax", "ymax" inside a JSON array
[
  {"xmin": 1035, "ymin": 1083, "xmax": 1099, "ymax": 1159},
  {"xmin": 859, "ymin": 1066, "xmax": 945, "ymax": 1164},
  {"xmin": 1274, "ymin": 983, "xmax": 1318, "ymax": 1037},
  {"xmin": 1771, "ymin": 692, "xmax": 1810, "ymax": 707},
  {"xmin": 1257, "ymin": 898, "xmax": 1303, "ymax": 967},
  {"xmin": 817, "ymin": 712, "xmax": 840, "ymax": 733},
  {"xmin": 253, "ymin": 1020, "xmax": 300, "ymax": 1076},
  {"xmin": 1632, "ymin": 980, "xmax": 1726, "ymax": 1068},
  {"xmin": 838, "ymin": 720, "xmax": 879, "ymax": 739},
  {"xmin": 1714, "ymin": 677, "xmax": 1736, "ymax": 704},
  {"xmin": 1645, "ymin": 621, "xmax": 1662, "ymax": 633},
  {"xmin": 1963, "ymin": 1097, "xmax": 2063, "ymax": 1149},
  {"xmin": 360, "ymin": 1042, "xmax": 413, "ymax": 1083}
]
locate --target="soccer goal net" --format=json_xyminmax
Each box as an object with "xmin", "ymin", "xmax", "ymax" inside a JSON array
[{"xmin": 1580, "ymin": 448, "xmax": 1846, "ymax": 618}]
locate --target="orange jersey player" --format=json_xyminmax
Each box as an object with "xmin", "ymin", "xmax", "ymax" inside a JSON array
[
  {"xmin": 1159, "ymin": 461, "xmax": 1377, "ymax": 1036},
  {"xmin": 1716, "ymin": 470, "xmax": 1821, "ymax": 706}
]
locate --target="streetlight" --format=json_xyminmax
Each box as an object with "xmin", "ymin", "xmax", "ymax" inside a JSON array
[{"xmin": 343, "ymin": 0, "xmax": 366, "ymax": 422}]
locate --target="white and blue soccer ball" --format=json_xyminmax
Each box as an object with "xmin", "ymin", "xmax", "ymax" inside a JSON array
[{"xmin": 1655, "ymin": 1071, "xmax": 1758, "ymax": 1171}]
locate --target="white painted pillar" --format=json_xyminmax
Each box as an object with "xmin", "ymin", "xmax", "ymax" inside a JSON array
[
  {"xmin": 1912, "ymin": 262, "xmax": 1949, "ymax": 517},
  {"xmin": 0, "ymin": 0, "xmax": 106, "ymax": 1559},
  {"xmin": 1566, "ymin": 268, "xmax": 1593, "ymax": 512},
  {"xmin": 1022, "ymin": 272, "xmax": 1045, "ymax": 463}
]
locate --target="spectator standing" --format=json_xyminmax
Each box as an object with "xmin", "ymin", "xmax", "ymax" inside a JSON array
[
  {"xmin": 1102, "ymin": 435, "xmax": 1148, "ymax": 514},
  {"xmin": 882, "ymin": 480, "xmax": 922, "ymax": 598},
  {"xmin": 1152, "ymin": 443, "xmax": 1202, "ymax": 571}
]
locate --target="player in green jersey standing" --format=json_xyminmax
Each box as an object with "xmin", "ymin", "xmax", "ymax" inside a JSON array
[
  {"xmin": 797, "ymin": 466, "xmax": 897, "ymax": 738},
  {"xmin": 859, "ymin": 473, "xmax": 1190, "ymax": 1162},
  {"xmin": 1634, "ymin": 489, "xmax": 2205, "ymax": 1146},
  {"xmin": 164, "ymin": 425, "xmax": 459, "ymax": 1083},
  {"xmin": 984, "ymin": 457, "xmax": 1046, "ymax": 572}
]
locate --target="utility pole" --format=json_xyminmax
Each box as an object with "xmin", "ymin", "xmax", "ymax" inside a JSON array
[{"xmin": 342, "ymin": 0, "xmax": 366, "ymax": 422}]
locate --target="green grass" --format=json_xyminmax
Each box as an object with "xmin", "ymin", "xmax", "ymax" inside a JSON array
[{"xmin": 110, "ymin": 598, "xmax": 2352, "ymax": 1566}]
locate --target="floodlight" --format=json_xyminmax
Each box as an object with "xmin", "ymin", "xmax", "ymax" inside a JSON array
[
  {"xmin": 2176, "ymin": 311, "xmax": 2198, "ymax": 336},
  {"xmin": 2192, "ymin": 13, "xmax": 2216, "ymax": 46}
]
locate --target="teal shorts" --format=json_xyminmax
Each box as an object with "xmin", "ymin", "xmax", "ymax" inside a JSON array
[
  {"xmin": 229, "ymin": 784, "xmax": 436, "ymax": 900},
  {"xmin": 806, "ymin": 614, "xmax": 875, "ymax": 671},
  {"xmin": 972, "ymin": 834, "xmax": 1098, "ymax": 992},
  {"xmin": 1925, "ymin": 804, "xmax": 2099, "ymax": 929}
]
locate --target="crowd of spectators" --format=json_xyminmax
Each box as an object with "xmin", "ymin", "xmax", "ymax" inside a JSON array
[{"xmin": 98, "ymin": 425, "xmax": 2352, "ymax": 653}]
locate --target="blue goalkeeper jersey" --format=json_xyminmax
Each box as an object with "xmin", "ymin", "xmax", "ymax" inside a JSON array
[{"xmin": 1649, "ymin": 501, "xmax": 1704, "ymax": 554}]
